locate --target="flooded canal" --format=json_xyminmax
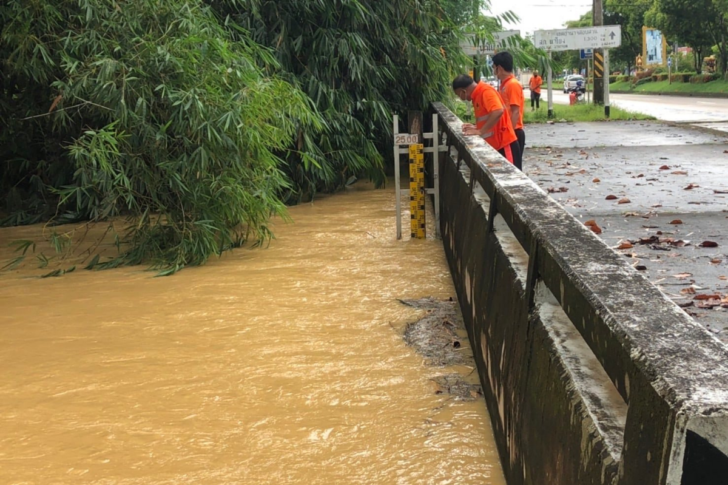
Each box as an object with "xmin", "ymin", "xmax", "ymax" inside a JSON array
[{"xmin": 0, "ymin": 182, "xmax": 505, "ymax": 484}]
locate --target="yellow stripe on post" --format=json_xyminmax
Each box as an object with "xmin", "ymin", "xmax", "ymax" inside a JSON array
[
  {"xmin": 594, "ymin": 52, "xmax": 604, "ymax": 78},
  {"xmin": 408, "ymin": 144, "xmax": 426, "ymax": 239}
]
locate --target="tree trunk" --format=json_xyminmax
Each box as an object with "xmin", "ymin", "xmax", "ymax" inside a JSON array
[
  {"xmin": 722, "ymin": 17, "xmax": 727, "ymax": 75},
  {"xmin": 695, "ymin": 48, "xmax": 703, "ymax": 74}
]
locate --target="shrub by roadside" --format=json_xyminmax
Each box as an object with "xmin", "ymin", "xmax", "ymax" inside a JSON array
[
  {"xmin": 610, "ymin": 79, "xmax": 728, "ymax": 95},
  {"xmin": 690, "ymin": 73, "xmax": 721, "ymax": 83}
]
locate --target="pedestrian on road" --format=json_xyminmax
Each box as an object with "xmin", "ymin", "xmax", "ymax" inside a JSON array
[
  {"xmin": 493, "ymin": 52, "xmax": 526, "ymax": 161},
  {"xmin": 529, "ymin": 70, "xmax": 542, "ymax": 111},
  {"xmin": 452, "ymin": 74, "xmax": 522, "ymax": 170}
]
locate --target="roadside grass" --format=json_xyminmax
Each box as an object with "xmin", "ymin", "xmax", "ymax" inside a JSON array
[
  {"xmin": 610, "ymin": 81, "xmax": 632, "ymax": 91},
  {"xmin": 524, "ymin": 104, "xmax": 654, "ymax": 124},
  {"xmin": 610, "ymin": 79, "xmax": 728, "ymax": 95}
]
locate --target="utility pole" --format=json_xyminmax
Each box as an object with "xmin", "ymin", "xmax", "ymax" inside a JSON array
[{"xmin": 593, "ymin": 0, "xmax": 604, "ymax": 105}]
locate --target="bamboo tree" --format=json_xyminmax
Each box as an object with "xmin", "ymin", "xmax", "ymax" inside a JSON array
[
  {"xmin": 211, "ymin": 0, "xmax": 473, "ymax": 201},
  {"xmin": 1, "ymin": 0, "xmax": 508, "ymax": 273},
  {"xmin": 1, "ymin": 0, "xmax": 321, "ymax": 273}
]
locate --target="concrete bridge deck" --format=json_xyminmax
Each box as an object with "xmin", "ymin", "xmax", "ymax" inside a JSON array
[
  {"xmin": 525, "ymin": 121, "xmax": 728, "ymax": 341},
  {"xmin": 431, "ymin": 103, "xmax": 728, "ymax": 485}
]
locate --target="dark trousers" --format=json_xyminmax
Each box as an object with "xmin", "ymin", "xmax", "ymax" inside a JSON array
[
  {"xmin": 515, "ymin": 128, "xmax": 526, "ymax": 160},
  {"xmin": 498, "ymin": 140, "xmax": 522, "ymax": 171},
  {"xmin": 530, "ymin": 91, "xmax": 541, "ymax": 109}
]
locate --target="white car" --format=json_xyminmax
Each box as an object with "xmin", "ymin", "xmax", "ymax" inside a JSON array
[
  {"xmin": 480, "ymin": 76, "xmax": 498, "ymax": 88},
  {"xmin": 563, "ymin": 75, "xmax": 586, "ymax": 93}
]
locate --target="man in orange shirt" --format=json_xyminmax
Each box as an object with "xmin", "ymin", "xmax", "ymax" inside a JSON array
[
  {"xmin": 493, "ymin": 52, "xmax": 526, "ymax": 163},
  {"xmin": 452, "ymin": 74, "xmax": 522, "ymax": 169},
  {"xmin": 529, "ymin": 70, "xmax": 543, "ymax": 111}
]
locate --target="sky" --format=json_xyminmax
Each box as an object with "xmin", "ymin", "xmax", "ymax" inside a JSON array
[{"xmin": 488, "ymin": 0, "xmax": 593, "ymax": 38}]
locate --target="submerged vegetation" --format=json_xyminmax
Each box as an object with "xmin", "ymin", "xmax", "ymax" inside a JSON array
[{"xmin": 0, "ymin": 0, "xmax": 504, "ymax": 274}]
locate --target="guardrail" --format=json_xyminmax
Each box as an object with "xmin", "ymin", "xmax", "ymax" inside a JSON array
[{"xmin": 432, "ymin": 101, "xmax": 728, "ymax": 485}]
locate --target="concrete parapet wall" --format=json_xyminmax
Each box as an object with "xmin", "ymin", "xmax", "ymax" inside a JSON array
[{"xmin": 432, "ymin": 102, "xmax": 728, "ymax": 485}]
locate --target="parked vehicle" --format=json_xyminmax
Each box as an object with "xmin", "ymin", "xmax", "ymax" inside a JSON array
[
  {"xmin": 563, "ymin": 75, "xmax": 586, "ymax": 94},
  {"xmin": 480, "ymin": 76, "xmax": 498, "ymax": 88}
]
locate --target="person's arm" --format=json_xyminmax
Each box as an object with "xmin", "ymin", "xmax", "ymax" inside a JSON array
[{"xmin": 463, "ymin": 109, "xmax": 503, "ymax": 137}]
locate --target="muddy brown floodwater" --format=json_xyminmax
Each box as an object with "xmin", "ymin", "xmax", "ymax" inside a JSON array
[{"xmin": 0, "ymin": 182, "xmax": 505, "ymax": 484}]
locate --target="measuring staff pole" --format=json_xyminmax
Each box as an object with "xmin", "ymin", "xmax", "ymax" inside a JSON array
[
  {"xmin": 409, "ymin": 144, "xmax": 426, "ymax": 239},
  {"xmin": 547, "ymin": 50, "xmax": 554, "ymax": 119},
  {"xmin": 588, "ymin": 58, "xmax": 592, "ymax": 104},
  {"xmin": 393, "ymin": 115, "xmax": 402, "ymax": 239},
  {"xmin": 604, "ymin": 49, "xmax": 610, "ymax": 118}
]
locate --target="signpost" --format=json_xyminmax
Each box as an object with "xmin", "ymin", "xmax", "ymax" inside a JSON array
[
  {"xmin": 534, "ymin": 26, "xmax": 622, "ymax": 118},
  {"xmin": 668, "ymin": 56, "xmax": 673, "ymax": 85},
  {"xmin": 460, "ymin": 30, "xmax": 520, "ymax": 56},
  {"xmin": 534, "ymin": 26, "xmax": 622, "ymax": 51},
  {"xmin": 547, "ymin": 51, "xmax": 553, "ymax": 119},
  {"xmin": 604, "ymin": 49, "xmax": 610, "ymax": 118},
  {"xmin": 581, "ymin": 49, "xmax": 593, "ymax": 105}
]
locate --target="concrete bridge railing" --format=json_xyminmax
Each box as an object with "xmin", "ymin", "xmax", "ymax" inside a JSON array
[{"xmin": 432, "ymin": 102, "xmax": 728, "ymax": 485}]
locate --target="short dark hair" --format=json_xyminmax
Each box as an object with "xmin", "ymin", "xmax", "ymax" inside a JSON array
[
  {"xmin": 492, "ymin": 52, "xmax": 514, "ymax": 72},
  {"xmin": 452, "ymin": 74, "xmax": 474, "ymax": 91}
]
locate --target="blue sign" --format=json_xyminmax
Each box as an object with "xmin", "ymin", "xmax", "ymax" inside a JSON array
[
  {"xmin": 580, "ymin": 49, "xmax": 593, "ymax": 60},
  {"xmin": 668, "ymin": 57, "xmax": 673, "ymax": 68}
]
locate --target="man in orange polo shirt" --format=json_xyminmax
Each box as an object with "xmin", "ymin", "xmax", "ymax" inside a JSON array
[
  {"xmin": 529, "ymin": 70, "xmax": 542, "ymax": 111},
  {"xmin": 452, "ymin": 74, "xmax": 522, "ymax": 169},
  {"xmin": 493, "ymin": 52, "xmax": 526, "ymax": 162}
]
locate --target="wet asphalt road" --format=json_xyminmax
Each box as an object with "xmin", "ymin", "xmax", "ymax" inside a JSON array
[
  {"xmin": 541, "ymin": 89, "xmax": 728, "ymax": 123},
  {"xmin": 524, "ymin": 121, "xmax": 728, "ymax": 342}
]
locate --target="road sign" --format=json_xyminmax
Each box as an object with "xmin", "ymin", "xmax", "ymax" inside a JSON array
[
  {"xmin": 460, "ymin": 30, "xmax": 520, "ymax": 56},
  {"xmin": 534, "ymin": 26, "xmax": 622, "ymax": 52},
  {"xmin": 668, "ymin": 57, "xmax": 673, "ymax": 68},
  {"xmin": 580, "ymin": 49, "xmax": 593, "ymax": 60},
  {"xmin": 394, "ymin": 133, "xmax": 420, "ymax": 145}
]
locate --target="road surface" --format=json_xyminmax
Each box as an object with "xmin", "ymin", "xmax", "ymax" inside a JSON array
[
  {"xmin": 524, "ymin": 121, "xmax": 728, "ymax": 341},
  {"xmin": 540, "ymin": 89, "xmax": 728, "ymax": 124}
]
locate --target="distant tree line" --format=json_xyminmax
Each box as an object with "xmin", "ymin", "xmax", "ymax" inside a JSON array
[{"xmin": 555, "ymin": 0, "xmax": 728, "ymax": 76}]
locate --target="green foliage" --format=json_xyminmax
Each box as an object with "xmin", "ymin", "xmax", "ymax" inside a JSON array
[
  {"xmin": 451, "ymin": 99, "xmax": 474, "ymax": 124},
  {"xmin": 690, "ymin": 73, "xmax": 721, "ymax": 83},
  {"xmin": 1, "ymin": 0, "xmax": 502, "ymax": 273},
  {"xmin": 646, "ymin": 0, "xmax": 720, "ymax": 74},
  {"xmin": 613, "ymin": 78, "xmax": 728, "ymax": 94},
  {"xmin": 524, "ymin": 104, "xmax": 654, "ymax": 124},
  {"xmin": 210, "ymin": 0, "xmax": 477, "ymax": 201},
  {"xmin": 678, "ymin": 53, "xmax": 697, "ymax": 72},
  {"xmin": 0, "ymin": 0, "xmax": 321, "ymax": 272},
  {"xmin": 604, "ymin": 0, "xmax": 652, "ymax": 73},
  {"xmin": 669, "ymin": 72, "xmax": 696, "ymax": 82}
]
